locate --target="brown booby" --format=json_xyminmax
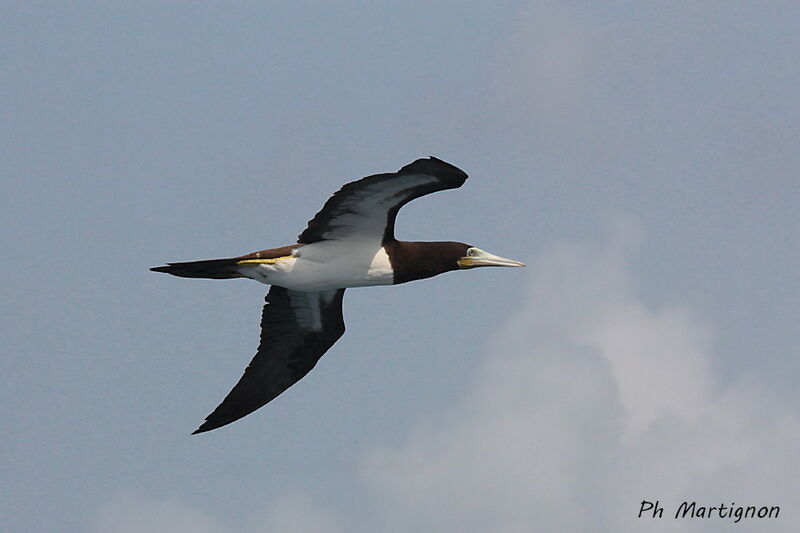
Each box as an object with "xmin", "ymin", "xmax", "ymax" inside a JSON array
[{"xmin": 151, "ymin": 157, "xmax": 524, "ymax": 433}]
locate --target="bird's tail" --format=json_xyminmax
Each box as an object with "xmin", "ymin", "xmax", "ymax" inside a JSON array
[{"xmin": 150, "ymin": 258, "xmax": 242, "ymax": 279}]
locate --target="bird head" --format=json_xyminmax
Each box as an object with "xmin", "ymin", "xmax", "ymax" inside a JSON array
[{"xmin": 456, "ymin": 245, "xmax": 526, "ymax": 269}]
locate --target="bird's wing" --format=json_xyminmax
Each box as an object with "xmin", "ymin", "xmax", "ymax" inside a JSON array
[
  {"xmin": 193, "ymin": 286, "xmax": 346, "ymax": 434},
  {"xmin": 298, "ymin": 156, "xmax": 468, "ymax": 245}
]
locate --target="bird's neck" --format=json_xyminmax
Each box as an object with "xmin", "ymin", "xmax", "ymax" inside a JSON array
[{"xmin": 384, "ymin": 240, "xmax": 460, "ymax": 285}]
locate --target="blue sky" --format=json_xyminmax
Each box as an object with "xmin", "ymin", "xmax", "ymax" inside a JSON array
[{"xmin": 2, "ymin": 2, "xmax": 799, "ymax": 532}]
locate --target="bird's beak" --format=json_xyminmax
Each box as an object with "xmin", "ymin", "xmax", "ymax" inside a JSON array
[{"xmin": 458, "ymin": 248, "xmax": 526, "ymax": 269}]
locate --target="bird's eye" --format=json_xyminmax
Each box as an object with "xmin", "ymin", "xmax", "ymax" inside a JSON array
[{"xmin": 467, "ymin": 248, "xmax": 478, "ymax": 257}]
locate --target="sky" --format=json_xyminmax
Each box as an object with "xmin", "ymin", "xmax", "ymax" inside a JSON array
[{"xmin": 2, "ymin": 1, "xmax": 799, "ymax": 532}]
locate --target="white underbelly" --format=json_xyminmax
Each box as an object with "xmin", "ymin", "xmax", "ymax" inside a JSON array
[{"xmin": 237, "ymin": 245, "xmax": 394, "ymax": 291}]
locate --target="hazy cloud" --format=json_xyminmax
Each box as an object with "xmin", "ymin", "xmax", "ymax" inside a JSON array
[
  {"xmin": 363, "ymin": 216, "xmax": 800, "ymax": 532},
  {"xmin": 93, "ymin": 491, "xmax": 340, "ymax": 533},
  {"xmin": 489, "ymin": 3, "xmax": 602, "ymax": 126},
  {"xmin": 93, "ymin": 493, "xmax": 224, "ymax": 533},
  {"xmin": 246, "ymin": 491, "xmax": 342, "ymax": 533}
]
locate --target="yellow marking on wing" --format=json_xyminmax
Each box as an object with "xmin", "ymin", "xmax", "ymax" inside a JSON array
[{"xmin": 236, "ymin": 255, "xmax": 292, "ymax": 265}]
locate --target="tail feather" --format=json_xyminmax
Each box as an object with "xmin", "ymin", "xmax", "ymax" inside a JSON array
[{"xmin": 150, "ymin": 258, "xmax": 242, "ymax": 279}]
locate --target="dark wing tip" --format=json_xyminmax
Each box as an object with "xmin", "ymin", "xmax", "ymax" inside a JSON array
[
  {"xmin": 190, "ymin": 408, "xmax": 243, "ymax": 434},
  {"xmin": 191, "ymin": 412, "xmax": 234, "ymax": 434},
  {"xmin": 150, "ymin": 265, "xmax": 170, "ymax": 273},
  {"xmin": 191, "ymin": 422, "xmax": 214, "ymax": 435},
  {"xmin": 398, "ymin": 156, "xmax": 468, "ymax": 185}
]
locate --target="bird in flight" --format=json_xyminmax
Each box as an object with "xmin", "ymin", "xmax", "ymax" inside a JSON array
[{"xmin": 151, "ymin": 157, "xmax": 524, "ymax": 433}]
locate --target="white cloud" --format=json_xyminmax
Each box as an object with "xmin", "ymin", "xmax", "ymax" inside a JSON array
[
  {"xmin": 93, "ymin": 492, "xmax": 224, "ymax": 533},
  {"xmin": 95, "ymin": 217, "xmax": 800, "ymax": 532},
  {"xmin": 360, "ymin": 216, "xmax": 800, "ymax": 532},
  {"xmin": 93, "ymin": 491, "xmax": 340, "ymax": 533},
  {"xmin": 246, "ymin": 491, "xmax": 342, "ymax": 533},
  {"xmin": 489, "ymin": 3, "xmax": 602, "ymax": 126}
]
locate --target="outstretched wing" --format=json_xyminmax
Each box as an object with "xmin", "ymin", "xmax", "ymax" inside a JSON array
[
  {"xmin": 193, "ymin": 286, "xmax": 346, "ymax": 434},
  {"xmin": 298, "ymin": 156, "xmax": 468, "ymax": 245}
]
